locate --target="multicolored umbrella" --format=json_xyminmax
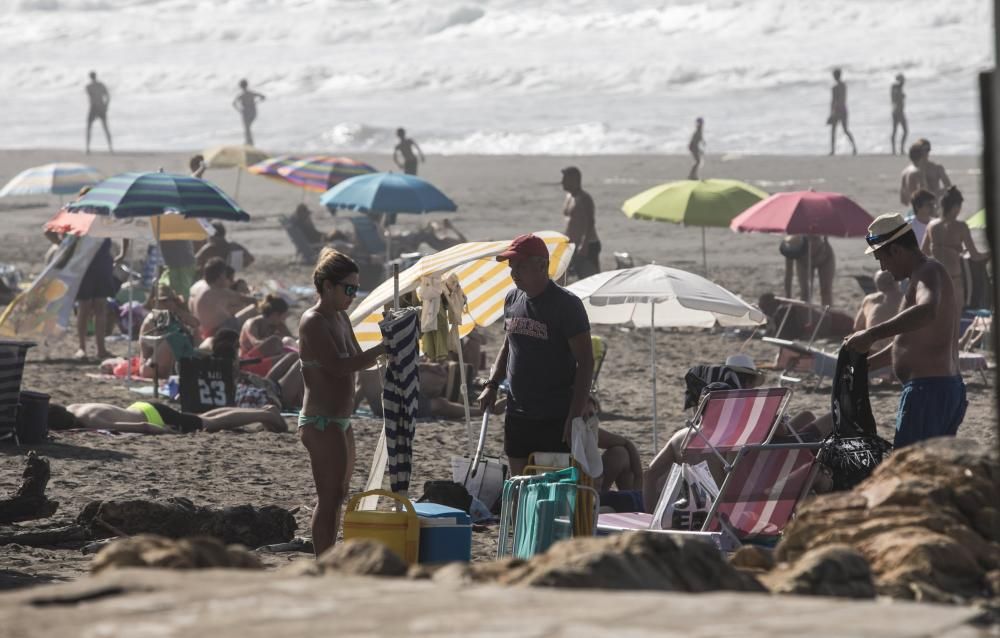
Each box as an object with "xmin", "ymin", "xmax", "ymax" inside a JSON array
[
  {"xmin": 622, "ymin": 179, "xmax": 768, "ymax": 273},
  {"xmin": 260, "ymin": 155, "xmax": 376, "ymax": 193},
  {"xmin": 320, "ymin": 172, "xmax": 456, "ymax": 214},
  {"xmin": 729, "ymin": 191, "xmax": 872, "ymax": 237},
  {"xmin": 967, "ymin": 209, "xmax": 986, "ymax": 230},
  {"xmin": 65, "ymin": 171, "xmax": 249, "ymax": 221},
  {"xmin": 0, "ymin": 163, "xmax": 103, "ymax": 197}
]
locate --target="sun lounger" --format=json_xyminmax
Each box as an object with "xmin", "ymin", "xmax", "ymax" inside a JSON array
[
  {"xmin": 683, "ymin": 386, "xmax": 794, "ymax": 462},
  {"xmin": 597, "ymin": 443, "xmax": 819, "ymax": 549},
  {"xmin": 279, "ymin": 215, "xmax": 321, "ymax": 264},
  {"xmin": 762, "ymin": 336, "xmax": 839, "ymax": 389}
]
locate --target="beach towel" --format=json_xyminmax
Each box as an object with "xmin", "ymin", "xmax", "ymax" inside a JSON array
[{"xmin": 380, "ymin": 307, "xmax": 421, "ymax": 495}]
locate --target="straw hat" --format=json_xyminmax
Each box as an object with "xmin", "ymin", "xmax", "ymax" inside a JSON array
[{"xmin": 865, "ymin": 213, "xmax": 912, "ymax": 254}]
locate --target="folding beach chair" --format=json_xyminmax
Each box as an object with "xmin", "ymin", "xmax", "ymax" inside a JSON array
[
  {"xmin": 681, "ymin": 386, "xmax": 794, "ymax": 466},
  {"xmin": 598, "ymin": 443, "xmax": 820, "ymax": 549},
  {"xmin": 279, "ymin": 215, "xmax": 321, "ymax": 264},
  {"xmin": 522, "ymin": 452, "xmax": 598, "ymax": 540},
  {"xmin": 762, "ymin": 337, "xmax": 838, "ymax": 389},
  {"xmin": 0, "ymin": 340, "xmax": 36, "ymax": 444}
]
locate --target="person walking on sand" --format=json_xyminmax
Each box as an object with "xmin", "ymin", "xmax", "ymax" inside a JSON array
[
  {"xmin": 846, "ymin": 213, "xmax": 965, "ymax": 448},
  {"xmin": 233, "ymin": 79, "xmax": 265, "ymax": 146},
  {"xmin": 688, "ymin": 117, "xmax": 705, "ymax": 180},
  {"xmin": 891, "ymin": 74, "xmax": 908, "ymax": 155},
  {"xmin": 476, "ymin": 234, "xmax": 594, "ymax": 477},
  {"xmin": 828, "ymin": 68, "xmax": 857, "ymax": 156},
  {"xmin": 298, "ymin": 248, "xmax": 386, "ymax": 557},
  {"xmin": 393, "ymin": 128, "xmax": 425, "ymax": 175},
  {"xmin": 85, "ymin": 71, "xmax": 113, "ymax": 154}
]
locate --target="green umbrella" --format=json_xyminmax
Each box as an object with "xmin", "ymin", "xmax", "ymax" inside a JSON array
[
  {"xmin": 967, "ymin": 209, "xmax": 986, "ymax": 230},
  {"xmin": 622, "ymin": 179, "xmax": 768, "ymax": 273}
]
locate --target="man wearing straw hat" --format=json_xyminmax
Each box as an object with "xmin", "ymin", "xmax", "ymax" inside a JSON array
[{"xmin": 845, "ymin": 213, "xmax": 965, "ymax": 448}]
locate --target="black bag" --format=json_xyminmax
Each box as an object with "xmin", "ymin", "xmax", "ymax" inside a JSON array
[
  {"xmin": 179, "ymin": 356, "xmax": 236, "ymax": 414},
  {"xmin": 418, "ymin": 480, "xmax": 472, "ymax": 513},
  {"xmin": 819, "ymin": 347, "xmax": 892, "ymax": 491}
]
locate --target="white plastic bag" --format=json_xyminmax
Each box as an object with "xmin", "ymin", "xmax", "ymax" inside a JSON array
[{"xmin": 571, "ymin": 415, "xmax": 603, "ymax": 479}]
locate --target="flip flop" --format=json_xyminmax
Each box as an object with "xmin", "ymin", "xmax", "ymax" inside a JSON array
[{"xmin": 73, "ymin": 350, "xmax": 89, "ymax": 361}]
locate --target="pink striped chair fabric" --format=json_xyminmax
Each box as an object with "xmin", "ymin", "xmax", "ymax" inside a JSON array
[
  {"xmin": 705, "ymin": 444, "xmax": 817, "ymax": 541},
  {"xmin": 684, "ymin": 388, "xmax": 790, "ymax": 453}
]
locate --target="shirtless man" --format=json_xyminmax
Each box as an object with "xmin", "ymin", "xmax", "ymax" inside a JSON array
[
  {"xmin": 49, "ymin": 402, "xmax": 287, "ymax": 434},
  {"xmin": 85, "ymin": 71, "xmax": 113, "ymax": 154},
  {"xmin": 191, "ymin": 257, "xmax": 257, "ymax": 340},
  {"xmin": 393, "ymin": 128, "xmax": 425, "ymax": 175},
  {"xmin": 828, "ymin": 68, "xmax": 857, "ymax": 156},
  {"xmin": 561, "ymin": 166, "xmax": 601, "ymax": 279},
  {"xmin": 688, "ymin": 117, "xmax": 705, "ymax": 180},
  {"xmin": 922, "ymin": 186, "xmax": 987, "ymax": 317},
  {"xmin": 890, "ymin": 74, "xmax": 907, "ymax": 155},
  {"xmin": 846, "ymin": 213, "xmax": 966, "ymax": 447},
  {"xmin": 233, "ymin": 79, "xmax": 265, "ymax": 146},
  {"xmin": 899, "ymin": 142, "xmax": 927, "ymax": 207},
  {"xmin": 853, "ymin": 270, "xmax": 903, "ymax": 353},
  {"xmin": 917, "ymin": 138, "xmax": 951, "ymax": 199}
]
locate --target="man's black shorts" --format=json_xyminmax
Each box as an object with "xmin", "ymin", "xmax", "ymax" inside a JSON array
[{"xmin": 503, "ymin": 412, "xmax": 569, "ymax": 459}]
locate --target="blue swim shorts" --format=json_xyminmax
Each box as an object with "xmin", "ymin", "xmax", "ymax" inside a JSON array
[{"xmin": 894, "ymin": 376, "xmax": 967, "ymax": 448}]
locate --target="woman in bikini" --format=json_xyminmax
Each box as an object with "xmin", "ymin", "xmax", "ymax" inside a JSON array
[
  {"xmin": 922, "ymin": 186, "xmax": 988, "ymax": 330},
  {"xmin": 298, "ymin": 248, "xmax": 386, "ymax": 556}
]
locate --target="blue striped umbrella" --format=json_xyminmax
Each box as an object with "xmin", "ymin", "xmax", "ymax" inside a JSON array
[
  {"xmin": 0, "ymin": 163, "xmax": 103, "ymax": 197},
  {"xmin": 320, "ymin": 172, "xmax": 457, "ymax": 215},
  {"xmin": 65, "ymin": 171, "xmax": 249, "ymax": 221}
]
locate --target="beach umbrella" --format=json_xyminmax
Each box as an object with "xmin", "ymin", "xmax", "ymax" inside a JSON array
[
  {"xmin": 967, "ymin": 209, "xmax": 986, "ymax": 230},
  {"xmin": 567, "ymin": 264, "xmax": 765, "ymax": 448},
  {"xmin": 0, "ymin": 163, "xmax": 103, "ymax": 199},
  {"xmin": 322, "ymin": 172, "xmax": 458, "ymax": 260},
  {"xmin": 203, "ymin": 145, "xmax": 270, "ymax": 199},
  {"xmin": 622, "ymin": 179, "xmax": 768, "ymax": 274},
  {"xmin": 248, "ymin": 155, "xmax": 300, "ymax": 182},
  {"xmin": 65, "ymin": 171, "xmax": 249, "ymax": 222},
  {"xmin": 276, "ymin": 155, "xmax": 376, "ymax": 193},
  {"xmin": 730, "ymin": 191, "xmax": 873, "ymax": 303},
  {"xmin": 45, "ymin": 210, "xmax": 211, "ymax": 241}
]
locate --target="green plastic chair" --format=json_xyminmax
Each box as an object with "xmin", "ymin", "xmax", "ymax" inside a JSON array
[{"xmin": 498, "ymin": 467, "xmax": 579, "ymax": 559}]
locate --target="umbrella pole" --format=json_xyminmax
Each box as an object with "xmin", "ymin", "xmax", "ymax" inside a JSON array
[
  {"xmin": 651, "ymin": 303, "xmax": 658, "ymax": 450},
  {"xmin": 701, "ymin": 227, "xmax": 708, "ymax": 275},
  {"xmin": 125, "ymin": 239, "xmax": 134, "ymax": 387}
]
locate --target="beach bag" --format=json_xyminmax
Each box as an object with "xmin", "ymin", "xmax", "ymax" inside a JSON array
[
  {"xmin": 819, "ymin": 347, "xmax": 892, "ymax": 491},
  {"xmin": 779, "ymin": 236, "xmax": 808, "ymax": 259},
  {"xmin": 418, "ymin": 480, "xmax": 473, "ymax": 513}
]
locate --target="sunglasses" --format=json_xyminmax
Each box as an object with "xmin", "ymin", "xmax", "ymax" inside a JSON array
[{"xmin": 335, "ymin": 282, "xmax": 359, "ymax": 297}]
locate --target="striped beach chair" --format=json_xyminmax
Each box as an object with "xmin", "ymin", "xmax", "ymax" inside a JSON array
[
  {"xmin": 0, "ymin": 340, "xmax": 36, "ymax": 444},
  {"xmin": 598, "ymin": 443, "xmax": 819, "ymax": 548},
  {"xmin": 683, "ymin": 387, "xmax": 794, "ymax": 466}
]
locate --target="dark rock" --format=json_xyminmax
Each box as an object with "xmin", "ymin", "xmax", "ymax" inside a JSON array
[
  {"xmin": 91, "ymin": 535, "xmax": 262, "ymax": 573},
  {"xmin": 763, "ymin": 544, "xmax": 875, "ymax": 599},
  {"xmin": 314, "ymin": 539, "xmax": 408, "ymax": 577}
]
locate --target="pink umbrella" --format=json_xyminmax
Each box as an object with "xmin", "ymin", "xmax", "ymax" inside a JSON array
[
  {"xmin": 729, "ymin": 191, "xmax": 873, "ymax": 237},
  {"xmin": 730, "ymin": 191, "xmax": 874, "ymax": 305}
]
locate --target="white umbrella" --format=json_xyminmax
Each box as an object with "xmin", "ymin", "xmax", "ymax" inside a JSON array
[
  {"xmin": 0, "ymin": 163, "xmax": 102, "ymax": 200},
  {"xmin": 567, "ymin": 264, "xmax": 765, "ymax": 448}
]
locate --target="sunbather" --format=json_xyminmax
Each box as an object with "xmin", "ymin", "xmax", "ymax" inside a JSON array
[
  {"xmin": 48, "ymin": 402, "xmax": 287, "ymax": 434},
  {"xmin": 239, "ymin": 294, "xmax": 295, "ymax": 360},
  {"xmin": 586, "ymin": 396, "xmax": 642, "ymax": 492},
  {"xmin": 356, "ymin": 360, "xmax": 490, "ymax": 420},
  {"xmin": 191, "ymin": 257, "xmax": 258, "ymax": 340}
]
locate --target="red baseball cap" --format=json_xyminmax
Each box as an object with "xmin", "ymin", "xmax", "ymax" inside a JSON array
[{"xmin": 496, "ymin": 234, "xmax": 548, "ymax": 261}]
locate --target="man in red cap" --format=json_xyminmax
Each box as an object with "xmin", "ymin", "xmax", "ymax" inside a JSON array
[{"xmin": 477, "ymin": 234, "xmax": 594, "ymax": 475}]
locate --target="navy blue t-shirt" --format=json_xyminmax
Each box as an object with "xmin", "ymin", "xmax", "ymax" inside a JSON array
[{"xmin": 503, "ymin": 280, "xmax": 590, "ymax": 420}]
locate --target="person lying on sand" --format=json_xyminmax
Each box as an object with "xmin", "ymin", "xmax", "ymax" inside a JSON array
[
  {"xmin": 356, "ymin": 360, "xmax": 495, "ymax": 420},
  {"xmin": 757, "ymin": 292, "xmax": 855, "ymax": 341},
  {"xmin": 47, "ymin": 402, "xmax": 287, "ymax": 434}
]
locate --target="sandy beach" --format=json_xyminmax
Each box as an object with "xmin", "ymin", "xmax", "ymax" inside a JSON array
[{"xmin": 0, "ymin": 149, "xmax": 994, "ymax": 587}]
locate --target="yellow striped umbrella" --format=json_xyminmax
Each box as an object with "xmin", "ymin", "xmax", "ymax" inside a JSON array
[{"xmin": 349, "ymin": 231, "xmax": 573, "ymax": 347}]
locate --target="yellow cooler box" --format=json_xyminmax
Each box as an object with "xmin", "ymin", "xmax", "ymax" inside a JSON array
[{"xmin": 342, "ymin": 489, "xmax": 420, "ymax": 564}]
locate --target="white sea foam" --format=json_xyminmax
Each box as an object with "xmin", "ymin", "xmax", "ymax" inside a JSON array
[{"xmin": 0, "ymin": 0, "xmax": 993, "ymax": 154}]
